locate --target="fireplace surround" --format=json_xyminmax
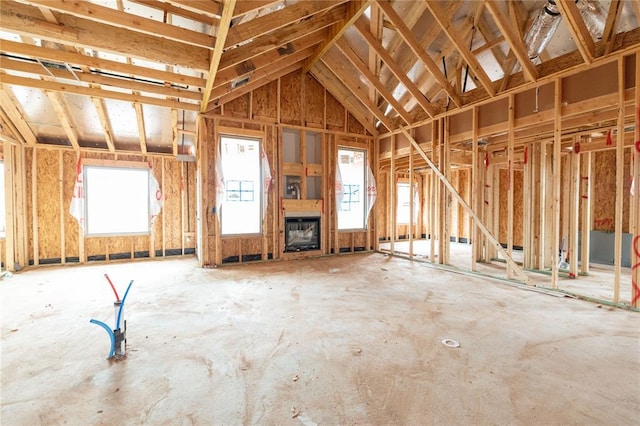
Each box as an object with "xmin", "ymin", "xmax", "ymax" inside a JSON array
[{"xmin": 284, "ymin": 216, "xmax": 320, "ymax": 252}]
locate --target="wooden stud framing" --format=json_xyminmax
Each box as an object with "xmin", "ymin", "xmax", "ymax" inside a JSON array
[
  {"xmin": 134, "ymin": 103, "xmax": 148, "ymax": 154},
  {"xmin": 613, "ymin": 58, "xmax": 625, "ymax": 302},
  {"xmin": 556, "ymin": 0, "xmax": 595, "ymax": 64},
  {"xmin": 569, "ymin": 138, "xmax": 580, "ymax": 275},
  {"xmin": 580, "ymin": 150, "xmax": 591, "ymax": 275},
  {"xmin": 390, "ymin": 134, "xmax": 395, "ymax": 254},
  {"xmin": 551, "ymin": 79, "xmax": 562, "ymax": 289},
  {"xmin": 632, "ymin": 51, "xmax": 640, "ymax": 308},
  {"xmin": 400, "ymin": 126, "xmax": 531, "ymax": 284},
  {"xmin": 507, "ymin": 94, "xmax": 515, "ymax": 278}
]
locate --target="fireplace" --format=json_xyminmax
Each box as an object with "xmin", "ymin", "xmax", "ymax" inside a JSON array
[{"xmin": 285, "ymin": 217, "xmax": 320, "ymax": 252}]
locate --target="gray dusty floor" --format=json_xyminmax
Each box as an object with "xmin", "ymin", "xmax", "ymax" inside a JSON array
[{"xmin": 1, "ymin": 253, "xmax": 639, "ymax": 425}]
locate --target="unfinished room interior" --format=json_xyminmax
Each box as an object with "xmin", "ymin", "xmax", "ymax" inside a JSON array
[{"xmin": 1, "ymin": 0, "xmax": 640, "ymax": 423}]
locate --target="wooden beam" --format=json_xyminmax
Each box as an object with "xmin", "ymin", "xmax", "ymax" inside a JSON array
[
  {"xmin": 0, "ymin": 88, "xmax": 37, "ymax": 145},
  {"xmin": 602, "ymin": 0, "xmax": 624, "ymax": 55},
  {"xmin": 129, "ymin": 0, "xmax": 219, "ymax": 25},
  {"xmin": 0, "ymin": 1, "xmax": 210, "ymax": 71},
  {"xmin": 164, "ymin": 0, "xmax": 222, "ymax": 18},
  {"xmin": 47, "ymin": 91, "xmax": 80, "ymax": 149},
  {"xmin": 376, "ymin": 0, "xmax": 462, "ymax": 108},
  {"xmin": 354, "ymin": 16, "xmax": 435, "ymax": 118},
  {"xmin": 569, "ymin": 138, "xmax": 580, "ymax": 275},
  {"xmin": 400, "ymin": 125, "xmax": 531, "ymax": 284},
  {"xmin": 0, "ymin": 56, "xmax": 203, "ymax": 102},
  {"xmin": 424, "ymin": 0, "xmax": 496, "ymax": 97},
  {"xmin": 1, "ymin": 74, "xmax": 199, "ymax": 111},
  {"xmin": 91, "ymin": 98, "xmax": 115, "ymax": 152},
  {"xmin": 632, "ymin": 50, "xmax": 640, "ymax": 308},
  {"xmin": 0, "ymin": 40, "xmax": 205, "ymax": 89},
  {"xmin": 310, "ymin": 61, "xmax": 380, "ymax": 136},
  {"xmin": 201, "ymin": 0, "xmax": 236, "ymax": 112},
  {"xmin": 613, "ymin": 57, "xmax": 625, "ymax": 302},
  {"xmin": 551, "ymin": 79, "xmax": 562, "ymax": 288},
  {"xmin": 19, "ymin": 0, "xmax": 215, "ymax": 49},
  {"xmin": 580, "ymin": 150, "xmax": 591, "ymax": 274},
  {"xmin": 233, "ymin": 1, "xmax": 281, "ymax": 18},
  {"xmin": 507, "ymin": 94, "xmax": 515, "ymax": 278},
  {"xmin": 218, "ymin": 5, "xmax": 345, "ymax": 72},
  {"xmin": 336, "ymin": 38, "xmax": 412, "ymax": 125},
  {"xmin": 133, "ymin": 103, "xmax": 147, "ymax": 154},
  {"xmin": 214, "ymin": 31, "xmax": 325, "ymax": 89},
  {"xmin": 483, "ymin": 0, "xmax": 537, "ymax": 82},
  {"xmin": 225, "ymin": 0, "xmax": 344, "ymax": 48},
  {"xmin": 303, "ymin": 0, "xmax": 372, "ymax": 72},
  {"xmin": 556, "ymin": 0, "xmax": 596, "ymax": 64}
]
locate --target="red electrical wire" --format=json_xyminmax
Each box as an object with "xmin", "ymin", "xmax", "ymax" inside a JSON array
[
  {"xmin": 632, "ymin": 235, "xmax": 640, "ymax": 306},
  {"xmin": 104, "ymin": 273, "xmax": 120, "ymax": 302}
]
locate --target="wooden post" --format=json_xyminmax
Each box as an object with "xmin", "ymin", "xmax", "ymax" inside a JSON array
[
  {"xmin": 569, "ymin": 138, "xmax": 580, "ymax": 275},
  {"xmin": 580, "ymin": 150, "xmax": 591, "ymax": 274},
  {"xmin": 31, "ymin": 147, "xmax": 39, "ymax": 266},
  {"xmin": 551, "ymin": 78, "xmax": 562, "ymax": 289},
  {"xmin": 613, "ymin": 58, "xmax": 625, "ymax": 303},
  {"xmin": 400, "ymin": 126, "xmax": 532, "ymax": 285},
  {"xmin": 390, "ymin": 134, "xmax": 396, "ymax": 254},
  {"xmin": 507, "ymin": 94, "xmax": 515, "ymax": 278},
  {"xmin": 631, "ymin": 51, "xmax": 640, "ymax": 308},
  {"xmin": 59, "ymin": 151, "xmax": 65, "ymax": 264},
  {"xmin": 409, "ymin": 135, "xmax": 414, "ymax": 258},
  {"xmin": 430, "ymin": 121, "xmax": 438, "ymax": 262},
  {"xmin": 4, "ymin": 142, "xmax": 15, "ymax": 272},
  {"xmin": 472, "ymin": 119, "xmax": 479, "ymax": 268},
  {"xmin": 523, "ymin": 142, "xmax": 533, "ymax": 269},
  {"xmin": 161, "ymin": 156, "xmax": 166, "ymax": 257}
]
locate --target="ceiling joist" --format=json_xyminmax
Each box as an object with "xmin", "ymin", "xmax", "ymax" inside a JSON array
[{"xmin": 556, "ymin": 0, "xmax": 596, "ymax": 64}]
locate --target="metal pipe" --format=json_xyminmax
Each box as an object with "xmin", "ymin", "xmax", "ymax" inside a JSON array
[
  {"xmin": 525, "ymin": 0, "xmax": 562, "ymax": 59},
  {"xmin": 577, "ymin": 0, "xmax": 607, "ymax": 40}
]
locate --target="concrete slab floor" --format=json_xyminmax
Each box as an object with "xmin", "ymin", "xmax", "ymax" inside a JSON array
[{"xmin": 1, "ymin": 253, "xmax": 639, "ymax": 425}]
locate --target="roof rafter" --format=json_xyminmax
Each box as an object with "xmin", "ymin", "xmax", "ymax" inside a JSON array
[
  {"xmin": 209, "ymin": 45, "xmax": 315, "ymax": 105},
  {"xmin": 218, "ymin": 4, "xmax": 346, "ymax": 72},
  {"xmin": 1, "ymin": 1, "xmax": 210, "ymax": 71},
  {"xmin": 129, "ymin": 0, "xmax": 218, "ymax": 26},
  {"xmin": 201, "ymin": 0, "xmax": 236, "ymax": 112},
  {"xmin": 319, "ymin": 51, "xmax": 393, "ymax": 130},
  {"xmin": 1, "ymin": 74, "xmax": 199, "ymax": 111},
  {"xmin": 233, "ymin": 1, "xmax": 282, "ymax": 19},
  {"xmin": 46, "ymin": 91, "xmax": 80, "ymax": 149},
  {"xmin": 16, "ymin": 0, "xmax": 215, "ymax": 49},
  {"xmin": 602, "ymin": 0, "xmax": 624, "ymax": 55},
  {"xmin": 483, "ymin": 0, "xmax": 537, "ymax": 82},
  {"xmin": 0, "ymin": 87, "xmax": 37, "ymax": 145},
  {"xmin": 91, "ymin": 98, "xmax": 115, "ymax": 152},
  {"xmin": 376, "ymin": 0, "xmax": 462, "ymax": 108},
  {"xmin": 556, "ymin": 0, "xmax": 595, "ymax": 64},
  {"xmin": 336, "ymin": 38, "xmax": 412, "ymax": 125},
  {"xmin": 310, "ymin": 61, "xmax": 379, "ymax": 135},
  {"xmin": 133, "ymin": 103, "xmax": 147, "ymax": 153},
  {"xmin": 424, "ymin": 0, "xmax": 496, "ymax": 97},
  {"xmin": 214, "ymin": 30, "xmax": 327, "ymax": 91},
  {"xmin": 163, "ymin": 0, "xmax": 222, "ymax": 19},
  {"xmin": 353, "ymin": 16, "xmax": 435, "ymax": 118},
  {"xmin": 0, "ymin": 40, "xmax": 205, "ymax": 89},
  {"xmin": 303, "ymin": 0, "xmax": 372, "ymax": 73},
  {"xmin": 225, "ymin": 1, "xmax": 345, "ymax": 49}
]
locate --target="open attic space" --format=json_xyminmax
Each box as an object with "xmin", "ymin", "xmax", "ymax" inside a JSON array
[{"xmin": 1, "ymin": 0, "xmax": 640, "ymax": 423}]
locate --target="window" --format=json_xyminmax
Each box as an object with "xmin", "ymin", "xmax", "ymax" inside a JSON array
[
  {"xmin": 220, "ymin": 135, "xmax": 262, "ymax": 235},
  {"xmin": 397, "ymin": 182, "xmax": 418, "ymax": 225},
  {"xmin": 85, "ymin": 166, "xmax": 150, "ymax": 235},
  {"xmin": 337, "ymin": 148, "xmax": 366, "ymax": 230},
  {"xmin": 0, "ymin": 161, "xmax": 5, "ymax": 238}
]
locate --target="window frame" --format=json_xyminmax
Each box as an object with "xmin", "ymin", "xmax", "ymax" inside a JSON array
[
  {"xmin": 83, "ymin": 160, "xmax": 152, "ymax": 238},
  {"xmin": 337, "ymin": 146, "xmax": 368, "ymax": 232},
  {"xmin": 218, "ymin": 130, "xmax": 264, "ymax": 237}
]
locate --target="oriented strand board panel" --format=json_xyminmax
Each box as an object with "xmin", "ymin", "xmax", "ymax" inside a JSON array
[
  {"xmin": 563, "ymin": 61, "xmax": 617, "ymax": 104},
  {"xmin": 347, "ymin": 113, "xmax": 365, "ymax": 135},
  {"xmin": 25, "ymin": 147, "xmax": 34, "ymax": 262},
  {"xmin": 479, "ymin": 97, "xmax": 508, "ymax": 129},
  {"xmin": 224, "ymin": 93, "xmax": 250, "ymax": 118},
  {"xmin": 280, "ymin": 71, "xmax": 303, "ymax": 125},
  {"xmin": 449, "ymin": 109, "xmax": 472, "ymax": 137},
  {"xmin": 63, "ymin": 151, "xmax": 79, "ymax": 260},
  {"xmin": 150, "ymin": 157, "xmax": 164, "ymax": 252},
  {"xmin": 592, "ymin": 150, "xmax": 616, "ymax": 232},
  {"xmin": 252, "ymin": 80, "xmax": 278, "ymax": 120},
  {"xmin": 36, "ymin": 149, "xmax": 61, "ymax": 260},
  {"xmin": 242, "ymin": 237, "xmax": 262, "ymax": 258},
  {"xmin": 305, "ymin": 74, "xmax": 324, "ymax": 127},
  {"xmin": 163, "ymin": 158, "xmax": 182, "ymax": 250},
  {"xmin": 325, "ymin": 92, "xmax": 344, "ymax": 130},
  {"xmin": 498, "ymin": 169, "xmax": 524, "ymax": 247},
  {"xmin": 376, "ymin": 172, "xmax": 388, "ymax": 239},
  {"xmin": 354, "ymin": 232, "xmax": 366, "ymax": 249}
]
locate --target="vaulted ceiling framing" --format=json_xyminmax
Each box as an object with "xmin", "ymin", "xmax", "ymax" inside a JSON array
[{"xmin": 1, "ymin": 0, "xmax": 639, "ymax": 154}]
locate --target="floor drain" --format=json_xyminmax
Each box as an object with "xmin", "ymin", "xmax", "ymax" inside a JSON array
[{"xmin": 441, "ymin": 339, "xmax": 460, "ymax": 348}]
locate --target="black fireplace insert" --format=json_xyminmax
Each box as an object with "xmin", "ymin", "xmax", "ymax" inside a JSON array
[{"xmin": 285, "ymin": 217, "xmax": 320, "ymax": 252}]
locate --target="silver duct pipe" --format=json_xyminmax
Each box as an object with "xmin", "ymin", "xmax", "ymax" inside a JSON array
[
  {"xmin": 525, "ymin": 0, "xmax": 608, "ymax": 60},
  {"xmin": 525, "ymin": 0, "xmax": 562, "ymax": 59},
  {"xmin": 577, "ymin": 0, "xmax": 607, "ymax": 40}
]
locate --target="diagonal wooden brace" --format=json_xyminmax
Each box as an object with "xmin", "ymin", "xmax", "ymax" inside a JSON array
[{"xmin": 399, "ymin": 126, "xmax": 533, "ymax": 286}]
